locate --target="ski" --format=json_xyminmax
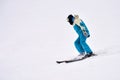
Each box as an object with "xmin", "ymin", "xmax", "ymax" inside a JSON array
[
  {"xmin": 56, "ymin": 54, "xmax": 97, "ymax": 64},
  {"xmin": 56, "ymin": 57, "xmax": 84, "ymax": 64},
  {"xmin": 56, "ymin": 60, "xmax": 67, "ymax": 64}
]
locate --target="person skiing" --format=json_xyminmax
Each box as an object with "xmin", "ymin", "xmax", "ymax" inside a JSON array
[{"xmin": 67, "ymin": 14, "xmax": 94, "ymax": 59}]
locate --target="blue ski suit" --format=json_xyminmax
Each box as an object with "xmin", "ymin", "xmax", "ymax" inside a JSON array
[{"xmin": 73, "ymin": 20, "xmax": 93, "ymax": 54}]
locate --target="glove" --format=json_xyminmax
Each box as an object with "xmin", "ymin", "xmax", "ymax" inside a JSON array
[{"xmin": 82, "ymin": 30, "xmax": 90, "ymax": 38}]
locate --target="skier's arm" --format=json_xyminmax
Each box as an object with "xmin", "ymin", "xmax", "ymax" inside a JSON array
[
  {"xmin": 74, "ymin": 20, "xmax": 90, "ymax": 37},
  {"xmin": 80, "ymin": 22, "xmax": 90, "ymax": 37}
]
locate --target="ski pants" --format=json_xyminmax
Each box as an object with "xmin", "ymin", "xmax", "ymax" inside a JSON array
[{"xmin": 74, "ymin": 35, "xmax": 93, "ymax": 54}]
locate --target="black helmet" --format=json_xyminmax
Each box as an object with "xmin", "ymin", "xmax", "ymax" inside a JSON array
[{"xmin": 67, "ymin": 14, "xmax": 74, "ymax": 25}]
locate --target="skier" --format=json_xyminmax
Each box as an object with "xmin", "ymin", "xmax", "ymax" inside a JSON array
[{"xmin": 67, "ymin": 14, "xmax": 94, "ymax": 59}]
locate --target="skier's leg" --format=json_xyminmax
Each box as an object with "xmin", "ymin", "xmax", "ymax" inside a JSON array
[
  {"xmin": 74, "ymin": 37, "xmax": 85, "ymax": 54},
  {"xmin": 80, "ymin": 36, "xmax": 93, "ymax": 54}
]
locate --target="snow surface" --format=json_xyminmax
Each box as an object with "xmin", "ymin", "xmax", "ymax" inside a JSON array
[{"xmin": 0, "ymin": 0, "xmax": 120, "ymax": 80}]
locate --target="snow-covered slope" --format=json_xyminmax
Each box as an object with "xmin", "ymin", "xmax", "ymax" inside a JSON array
[
  {"xmin": 0, "ymin": 0, "xmax": 120, "ymax": 80},
  {"xmin": 1, "ymin": 46, "xmax": 120, "ymax": 80}
]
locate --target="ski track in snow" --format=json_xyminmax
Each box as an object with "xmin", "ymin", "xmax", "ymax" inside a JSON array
[{"xmin": 95, "ymin": 45, "xmax": 120, "ymax": 56}]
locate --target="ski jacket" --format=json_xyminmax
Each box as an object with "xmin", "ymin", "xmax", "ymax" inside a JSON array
[{"xmin": 73, "ymin": 20, "xmax": 90, "ymax": 38}]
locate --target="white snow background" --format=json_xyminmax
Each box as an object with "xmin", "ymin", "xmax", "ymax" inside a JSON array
[{"xmin": 0, "ymin": 0, "xmax": 120, "ymax": 80}]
